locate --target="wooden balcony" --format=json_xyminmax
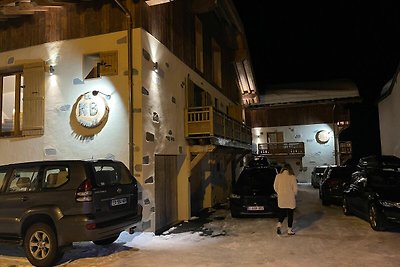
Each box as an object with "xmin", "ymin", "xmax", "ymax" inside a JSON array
[
  {"xmin": 258, "ymin": 142, "xmax": 305, "ymax": 157},
  {"xmin": 185, "ymin": 106, "xmax": 252, "ymax": 146}
]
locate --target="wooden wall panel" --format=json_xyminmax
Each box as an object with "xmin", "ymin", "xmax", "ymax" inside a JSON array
[
  {"xmin": 247, "ymin": 104, "xmax": 340, "ymax": 128},
  {"xmin": 1, "ymin": 0, "xmax": 241, "ymax": 104}
]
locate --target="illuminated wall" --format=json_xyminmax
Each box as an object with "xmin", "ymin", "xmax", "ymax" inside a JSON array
[
  {"xmin": 0, "ymin": 29, "xmax": 241, "ymax": 233},
  {"xmin": 0, "ymin": 31, "xmax": 130, "ymax": 164},
  {"xmin": 252, "ymin": 123, "xmax": 336, "ymax": 183},
  {"xmin": 379, "ymin": 74, "xmax": 400, "ymax": 157}
]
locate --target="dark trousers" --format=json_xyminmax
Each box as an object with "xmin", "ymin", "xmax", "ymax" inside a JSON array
[{"xmin": 278, "ymin": 208, "xmax": 294, "ymax": 228}]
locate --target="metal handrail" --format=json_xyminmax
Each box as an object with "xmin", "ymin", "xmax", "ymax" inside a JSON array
[{"xmin": 258, "ymin": 142, "xmax": 305, "ymax": 156}]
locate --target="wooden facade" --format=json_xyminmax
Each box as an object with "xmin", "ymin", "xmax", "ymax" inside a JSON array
[
  {"xmin": 246, "ymin": 103, "xmax": 352, "ymax": 128},
  {"xmin": 0, "ymin": 0, "xmax": 242, "ymax": 105}
]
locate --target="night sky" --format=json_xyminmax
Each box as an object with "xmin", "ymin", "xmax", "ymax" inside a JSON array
[
  {"xmin": 233, "ymin": 1, "xmax": 400, "ymax": 102},
  {"xmin": 232, "ymin": 1, "xmax": 400, "ymax": 160}
]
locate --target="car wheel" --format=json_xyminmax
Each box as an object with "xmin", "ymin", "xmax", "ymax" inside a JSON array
[
  {"xmin": 321, "ymin": 197, "xmax": 330, "ymax": 206},
  {"xmin": 93, "ymin": 235, "xmax": 119, "ymax": 245},
  {"xmin": 230, "ymin": 211, "xmax": 241, "ymax": 218},
  {"xmin": 369, "ymin": 204, "xmax": 385, "ymax": 231},
  {"xmin": 342, "ymin": 197, "xmax": 351, "ymax": 216},
  {"xmin": 24, "ymin": 223, "xmax": 60, "ymax": 267}
]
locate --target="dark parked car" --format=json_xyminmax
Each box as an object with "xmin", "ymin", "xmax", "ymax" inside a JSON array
[
  {"xmin": 247, "ymin": 155, "xmax": 270, "ymax": 168},
  {"xmin": 230, "ymin": 166, "xmax": 278, "ymax": 217},
  {"xmin": 311, "ymin": 165, "xmax": 329, "ymax": 188},
  {"xmin": 342, "ymin": 155, "xmax": 400, "ymax": 231},
  {"xmin": 319, "ymin": 165, "xmax": 354, "ymax": 206},
  {"xmin": 0, "ymin": 160, "xmax": 142, "ymax": 267}
]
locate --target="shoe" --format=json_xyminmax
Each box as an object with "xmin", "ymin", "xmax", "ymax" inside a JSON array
[
  {"xmin": 276, "ymin": 227, "xmax": 281, "ymax": 235},
  {"xmin": 287, "ymin": 228, "xmax": 295, "ymax": 235}
]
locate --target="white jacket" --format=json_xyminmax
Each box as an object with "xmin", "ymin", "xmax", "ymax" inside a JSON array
[{"xmin": 273, "ymin": 170, "xmax": 298, "ymax": 209}]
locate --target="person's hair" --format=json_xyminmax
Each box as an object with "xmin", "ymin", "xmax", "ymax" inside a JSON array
[{"xmin": 280, "ymin": 163, "xmax": 294, "ymax": 175}]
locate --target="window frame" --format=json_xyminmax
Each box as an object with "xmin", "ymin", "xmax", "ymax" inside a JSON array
[
  {"xmin": 0, "ymin": 61, "xmax": 45, "ymax": 138},
  {"xmin": 0, "ymin": 70, "xmax": 23, "ymax": 137}
]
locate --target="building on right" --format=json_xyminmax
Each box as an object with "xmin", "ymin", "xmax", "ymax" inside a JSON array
[
  {"xmin": 246, "ymin": 80, "xmax": 360, "ymax": 183},
  {"xmin": 378, "ymin": 63, "xmax": 400, "ymax": 157}
]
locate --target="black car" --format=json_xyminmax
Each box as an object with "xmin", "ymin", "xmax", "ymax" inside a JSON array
[
  {"xmin": 311, "ymin": 165, "xmax": 329, "ymax": 188},
  {"xmin": 319, "ymin": 165, "xmax": 354, "ymax": 206},
  {"xmin": 229, "ymin": 166, "xmax": 278, "ymax": 217},
  {"xmin": 247, "ymin": 155, "xmax": 270, "ymax": 168},
  {"xmin": 342, "ymin": 155, "xmax": 400, "ymax": 231},
  {"xmin": 0, "ymin": 160, "xmax": 142, "ymax": 267}
]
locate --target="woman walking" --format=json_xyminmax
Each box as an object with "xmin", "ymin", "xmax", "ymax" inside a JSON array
[{"xmin": 273, "ymin": 163, "xmax": 298, "ymax": 235}]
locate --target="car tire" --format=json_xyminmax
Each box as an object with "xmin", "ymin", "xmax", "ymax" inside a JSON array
[
  {"xmin": 342, "ymin": 197, "xmax": 351, "ymax": 216},
  {"xmin": 369, "ymin": 204, "xmax": 385, "ymax": 231},
  {"xmin": 24, "ymin": 223, "xmax": 60, "ymax": 267},
  {"xmin": 321, "ymin": 197, "xmax": 330, "ymax": 206},
  {"xmin": 230, "ymin": 211, "xmax": 241, "ymax": 218},
  {"xmin": 93, "ymin": 235, "xmax": 119, "ymax": 245}
]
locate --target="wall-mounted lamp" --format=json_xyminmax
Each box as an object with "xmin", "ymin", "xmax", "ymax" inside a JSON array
[
  {"xmin": 153, "ymin": 62, "xmax": 159, "ymax": 73},
  {"xmin": 92, "ymin": 90, "xmax": 111, "ymax": 100},
  {"xmin": 49, "ymin": 65, "xmax": 55, "ymax": 75}
]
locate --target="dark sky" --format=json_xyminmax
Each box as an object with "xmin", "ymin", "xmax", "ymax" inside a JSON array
[{"xmin": 233, "ymin": 1, "xmax": 400, "ymax": 103}]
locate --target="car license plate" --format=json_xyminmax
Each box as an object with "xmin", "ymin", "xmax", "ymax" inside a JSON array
[
  {"xmin": 247, "ymin": 206, "xmax": 264, "ymax": 211},
  {"xmin": 111, "ymin": 198, "xmax": 127, "ymax": 206}
]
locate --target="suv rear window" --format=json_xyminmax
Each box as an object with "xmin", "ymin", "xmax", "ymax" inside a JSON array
[
  {"xmin": 43, "ymin": 167, "xmax": 70, "ymax": 188},
  {"xmin": 93, "ymin": 162, "xmax": 133, "ymax": 187},
  {"xmin": 236, "ymin": 167, "xmax": 277, "ymax": 195}
]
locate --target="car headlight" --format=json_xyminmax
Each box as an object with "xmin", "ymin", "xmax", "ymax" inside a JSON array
[
  {"xmin": 230, "ymin": 194, "xmax": 241, "ymax": 199},
  {"xmin": 379, "ymin": 200, "xmax": 400, "ymax": 208}
]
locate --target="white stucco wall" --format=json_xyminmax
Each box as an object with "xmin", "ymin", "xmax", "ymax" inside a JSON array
[
  {"xmin": 252, "ymin": 123, "xmax": 336, "ymax": 182},
  {"xmin": 138, "ymin": 30, "xmax": 241, "ymax": 231},
  {"xmin": 379, "ymin": 75, "xmax": 400, "ymax": 157},
  {"xmin": 1, "ymin": 29, "xmax": 242, "ymax": 233},
  {"xmin": 0, "ymin": 31, "xmax": 130, "ymax": 165}
]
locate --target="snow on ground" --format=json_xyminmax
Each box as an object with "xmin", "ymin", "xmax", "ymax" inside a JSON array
[{"xmin": 1, "ymin": 184, "xmax": 400, "ymax": 267}]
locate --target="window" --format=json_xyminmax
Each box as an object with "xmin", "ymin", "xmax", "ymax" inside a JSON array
[
  {"xmin": 7, "ymin": 167, "xmax": 39, "ymax": 192},
  {"xmin": 0, "ymin": 61, "xmax": 45, "ymax": 137},
  {"xmin": 0, "ymin": 168, "xmax": 7, "ymax": 190},
  {"xmin": 211, "ymin": 38, "xmax": 222, "ymax": 87},
  {"xmin": 1, "ymin": 72, "xmax": 23, "ymax": 136},
  {"xmin": 93, "ymin": 162, "xmax": 132, "ymax": 186},
  {"xmin": 43, "ymin": 167, "xmax": 70, "ymax": 188},
  {"xmin": 267, "ymin": 132, "xmax": 284, "ymax": 143},
  {"xmin": 84, "ymin": 51, "xmax": 118, "ymax": 80},
  {"xmin": 195, "ymin": 16, "xmax": 204, "ymax": 73}
]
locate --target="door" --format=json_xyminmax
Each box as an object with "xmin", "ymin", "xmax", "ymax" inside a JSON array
[
  {"xmin": 155, "ymin": 155, "xmax": 178, "ymax": 233},
  {"xmin": 0, "ymin": 166, "xmax": 41, "ymax": 235}
]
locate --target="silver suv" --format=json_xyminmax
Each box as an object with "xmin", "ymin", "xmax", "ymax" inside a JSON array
[{"xmin": 0, "ymin": 160, "xmax": 142, "ymax": 267}]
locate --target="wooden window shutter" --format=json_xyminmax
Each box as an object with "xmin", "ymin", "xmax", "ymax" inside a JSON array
[
  {"xmin": 99, "ymin": 51, "xmax": 118, "ymax": 76},
  {"xmin": 22, "ymin": 61, "xmax": 45, "ymax": 135}
]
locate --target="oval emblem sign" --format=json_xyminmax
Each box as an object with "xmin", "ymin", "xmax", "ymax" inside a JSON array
[{"xmin": 75, "ymin": 92, "xmax": 109, "ymax": 128}]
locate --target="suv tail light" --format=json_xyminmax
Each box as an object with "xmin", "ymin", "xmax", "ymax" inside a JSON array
[
  {"xmin": 76, "ymin": 179, "xmax": 93, "ymax": 202},
  {"xmin": 326, "ymin": 179, "xmax": 339, "ymax": 189}
]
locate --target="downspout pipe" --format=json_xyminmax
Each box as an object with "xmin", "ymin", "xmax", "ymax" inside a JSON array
[{"xmin": 114, "ymin": 0, "xmax": 134, "ymax": 173}]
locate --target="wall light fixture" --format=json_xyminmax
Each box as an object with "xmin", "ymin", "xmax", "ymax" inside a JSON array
[
  {"xmin": 49, "ymin": 65, "xmax": 55, "ymax": 75},
  {"xmin": 92, "ymin": 90, "xmax": 111, "ymax": 100},
  {"xmin": 153, "ymin": 62, "xmax": 159, "ymax": 73}
]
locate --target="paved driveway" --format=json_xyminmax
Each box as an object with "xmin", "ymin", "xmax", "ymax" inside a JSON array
[{"xmin": 0, "ymin": 184, "xmax": 399, "ymax": 267}]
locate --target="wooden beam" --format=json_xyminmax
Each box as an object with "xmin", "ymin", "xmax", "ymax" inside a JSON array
[{"xmin": 192, "ymin": 0, "xmax": 217, "ymax": 13}]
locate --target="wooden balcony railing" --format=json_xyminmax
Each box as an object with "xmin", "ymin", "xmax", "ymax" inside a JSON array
[
  {"xmin": 185, "ymin": 106, "xmax": 251, "ymax": 144},
  {"xmin": 258, "ymin": 142, "xmax": 305, "ymax": 157}
]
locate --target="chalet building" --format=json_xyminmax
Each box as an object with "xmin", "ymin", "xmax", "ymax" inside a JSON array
[
  {"xmin": 246, "ymin": 80, "xmax": 360, "ymax": 183},
  {"xmin": 378, "ymin": 63, "xmax": 400, "ymax": 157},
  {"xmin": 0, "ymin": 0, "xmax": 258, "ymax": 233}
]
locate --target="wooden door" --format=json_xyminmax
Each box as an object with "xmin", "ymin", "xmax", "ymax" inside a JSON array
[{"xmin": 155, "ymin": 155, "xmax": 178, "ymax": 233}]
